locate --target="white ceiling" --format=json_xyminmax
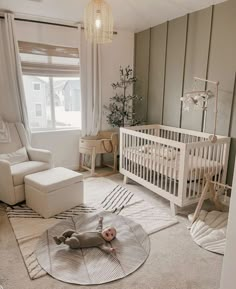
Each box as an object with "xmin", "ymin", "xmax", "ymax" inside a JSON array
[{"xmin": 0, "ymin": 0, "xmax": 227, "ymax": 32}]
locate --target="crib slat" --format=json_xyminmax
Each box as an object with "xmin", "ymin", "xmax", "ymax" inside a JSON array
[
  {"xmin": 146, "ymin": 139, "xmax": 150, "ymax": 182},
  {"xmin": 149, "ymin": 141, "xmax": 153, "ymax": 183},
  {"xmin": 153, "ymin": 141, "xmax": 157, "ymax": 185},
  {"xmin": 142, "ymin": 136, "xmax": 145, "ymax": 180},
  {"xmin": 219, "ymin": 144, "xmax": 224, "ymax": 184},
  {"xmin": 173, "ymin": 147, "xmax": 178, "ymax": 196},
  {"xmin": 197, "ymin": 146, "xmax": 203, "ymax": 197},
  {"xmin": 157, "ymin": 142, "xmax": 161, "ymax": 187},
  {"xmin": 193, "ymin": 147, "xmax": 199, "ymax": 196},
  {"xmin": 164, "ymin": 145, "xmax": 168, "ymax": 191},
  {"xmin": 169, "ymin": 147, "xmax": 173, "ymax": 194}
]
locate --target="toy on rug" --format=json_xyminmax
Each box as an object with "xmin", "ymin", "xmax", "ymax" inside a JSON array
[{"xmin": 53, "ymin": 217, "xmax": 117, "ymax": 254}]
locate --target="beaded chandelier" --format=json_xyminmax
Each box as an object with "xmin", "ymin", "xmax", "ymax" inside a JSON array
[{"xmin": 84, "ymin": 0, "xmax": 113, "ymax": 44}]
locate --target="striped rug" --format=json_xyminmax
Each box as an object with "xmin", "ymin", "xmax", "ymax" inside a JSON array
[{"xmin": 6, "ymin": 177, "xmax": 178, "ymax": 280}]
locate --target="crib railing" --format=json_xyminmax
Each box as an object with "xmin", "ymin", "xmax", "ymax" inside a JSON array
[
  {"xmin": 120, "ymin": 125, "xmax": 230, "ymax": 208},
  {"xmin": 120, "ymin": 127, "xmax": 186, "ymax": 206},
  {"xmin": 128, "ymin": 124, "xmax": 227, "ymax": 144}
]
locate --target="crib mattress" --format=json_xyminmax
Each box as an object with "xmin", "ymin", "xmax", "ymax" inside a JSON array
[{"xmin": 123, "ymin": 147, "xmax": 222, "ymax": 181}]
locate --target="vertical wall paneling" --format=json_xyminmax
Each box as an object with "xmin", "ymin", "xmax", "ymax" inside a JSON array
[
  {"xmin": 205, "ymin": 0, "xmax": 236, "ymax": 136},
  {"xmin": 134, "ymin": 0, "xmax": 236, "ymax": 184},
  {"xmin": 181, "ymin": 7, "xmax": 213, "ymax": 131},
  {"xmin": 147, "ymin": 22, "xmax": 167, "ymax": 124},
  {"xmin": 179, "ymin": 14, "xmax": 189, "ymax": 128},
  {"xmin": 161, "ymin": 21, "xmax": 169, "ymax": 125},
  {"xmin": 134, "ymin": 29, "xmax": 150, "ymax": 123},
  {"xmin": 227, "ymin": 73, "xmax": 236, "ymax": 185},
  {"xmin": 162, "ymin": 15, "xmax": 187, "ymax": 127}
]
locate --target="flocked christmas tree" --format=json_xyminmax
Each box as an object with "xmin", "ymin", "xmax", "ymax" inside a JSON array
[{"xmin": 104, "ymin": 66, "xmax": 142, "ymax": 127}]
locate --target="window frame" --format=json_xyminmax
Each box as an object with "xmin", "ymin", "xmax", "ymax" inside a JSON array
[{"xmin": 19, "ymin": 41, "xmax": 81, "ymax": 132}]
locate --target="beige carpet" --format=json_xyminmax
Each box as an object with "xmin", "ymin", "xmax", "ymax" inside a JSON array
[{"xmin": 6, "ymin": 177, "xmax": 178, "ymax": 280}]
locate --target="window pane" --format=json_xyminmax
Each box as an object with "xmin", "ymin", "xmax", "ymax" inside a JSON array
[
  {"xmin": 23, "ymin": 75, "xmax": 53, "ymax": 130},
  {"xmin": 54, "ymin": 77, "xmax": 81, "ymax": 129},
  {"xmin": 33, "ymin": 82, "xmax": 41, "ymax": 91},
  {"xmin": 35, "ymin": 104, "xmax": 42, "ymax": 116},
  {"xmin": 23, "ymin": 75, "xmax": 81, "ymax": 131}
]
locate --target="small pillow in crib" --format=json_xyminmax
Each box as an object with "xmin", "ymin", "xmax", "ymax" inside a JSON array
[
  {"xmin": 0, "ymin": 147, "xmax": 29, "ymax": 165},
  {"xmin": 150, "ymin": 146, "xmax": 176, "ymax": 160},
  {"xmin": 138, "ymin": 145, "xmax": 176, "ymax": 160}
]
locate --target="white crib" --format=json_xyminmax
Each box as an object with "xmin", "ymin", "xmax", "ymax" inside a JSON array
[{"xmin": 119, "ymin": 124, "xmax": 230, "ymax": 214}]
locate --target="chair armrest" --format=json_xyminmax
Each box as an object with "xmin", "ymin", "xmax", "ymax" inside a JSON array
[
  {"xmin": 0, "ymin": 160, "xmax": 15, "ymax": 204},
  {"xmin": 27, "ymin": 148, "xmax": 53, "ymax": 167}
]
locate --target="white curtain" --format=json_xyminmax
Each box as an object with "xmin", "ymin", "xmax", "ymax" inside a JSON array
[
  {"xmin": 79, "ymin": 25, "xmax": 102, "ymax": 136},
  {"xmin": 2, "ymin": 13, "xmax": 29, "ymax": 130}
]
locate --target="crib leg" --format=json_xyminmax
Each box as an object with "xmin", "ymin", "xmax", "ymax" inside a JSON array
[
  {"xmin": 123, "ymin": 175, "xmax": 129, "ymax": 184},
  {"xmin": 170, "ymin": 202, "xmax": 178, "ymax": 216}
]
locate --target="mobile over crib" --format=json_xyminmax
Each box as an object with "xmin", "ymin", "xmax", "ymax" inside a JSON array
[{"xmin": 119, "ymin": 124, "xmax": 230, "ymax": 214}]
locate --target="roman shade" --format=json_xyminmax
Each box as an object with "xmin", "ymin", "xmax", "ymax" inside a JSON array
[{"xmin": 18, "ymin": 41, "xmax": 80, "ymax": 77}]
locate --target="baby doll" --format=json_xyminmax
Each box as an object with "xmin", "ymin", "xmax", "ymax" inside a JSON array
[{"xmin": 53, "ymin": 217, "xmax": 117, "ymax": 254}]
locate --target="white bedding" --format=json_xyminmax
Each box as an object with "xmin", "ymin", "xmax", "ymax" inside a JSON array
[{"xmin": 124, "ymin": 147, "xmax": 222, "ymax": 181}]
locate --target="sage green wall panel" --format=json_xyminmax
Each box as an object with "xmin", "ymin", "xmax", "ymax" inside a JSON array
[
  {"xmin": 134, "ymin": 0, "xmax": 236, "ymax": 184},
  {"xmin": 134, "ymin": 29, "xmax": 150, "ymax": 122},
  {"xmin": 147, "ymin": 23, "xmax": 167, "ymax": 124},
  {"xmin": 205, "ymin": 0, "xmax": 236, "ymax": 136},
  {"xmin": 227, "ymin": 74, "xmax": 236, "ymax": 185},
  {"xmin": 181, "ymin": 7, "xmax": 212, "ymax": 131},
  {"xmin": 163, "ymin": 15, "xmax": 187, "ymax": 127}
]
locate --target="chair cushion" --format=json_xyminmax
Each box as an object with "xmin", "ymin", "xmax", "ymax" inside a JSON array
[
  {"xmin": 11, "ymin": 161, "xmax": 51, "ymax": 186},
  {"xmin": 24, "ymin": 167, "xmax": 83, "ymax": 193},
  {"xmin": 0, "ymin": 147, "xmax": 29, "ymax": 165}
]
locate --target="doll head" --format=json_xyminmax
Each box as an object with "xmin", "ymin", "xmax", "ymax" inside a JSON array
[{"xmin": 101, "ymin": 226, "xmax": 117, "ymax": 242}]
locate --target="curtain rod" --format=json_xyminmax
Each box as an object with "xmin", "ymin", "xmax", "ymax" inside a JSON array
[{"xmin": 0, "ymin": 15, "xmax": 118, "ymax": 34}]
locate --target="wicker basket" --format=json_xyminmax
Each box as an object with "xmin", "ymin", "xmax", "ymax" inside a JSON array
[{"xmin": 79, "ymin": 131, "xmax": 119, "ymax": 176}]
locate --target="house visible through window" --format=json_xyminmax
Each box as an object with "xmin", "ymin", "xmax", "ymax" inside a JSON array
[
  {"xmin": 19, "ymin": 41, "xmax": 81, "ymax": 131},
  {"xmin": 35, "ymin": 103, "xmax": 43, "ymax": 117},
  {"xmin": 33, "ymin": 82, "xmax": 41, "ymax": 91}
]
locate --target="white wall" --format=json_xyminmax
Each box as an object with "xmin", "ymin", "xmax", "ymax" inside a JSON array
[
  {"xmin": 101, "ymin": 31, "xmax": 134, "ymax": 130},
  {"xmin": 220, "ymin": 157, "xmax": 236, "ymax": 289},
  {"xmin": 0, "ymin": 19, "xmax": 134, "ymax": 169}
]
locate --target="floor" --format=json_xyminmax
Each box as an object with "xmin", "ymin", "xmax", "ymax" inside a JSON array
[{"xmin": 0, "ymin": 173, "xmax": 223, "ymax": 289}]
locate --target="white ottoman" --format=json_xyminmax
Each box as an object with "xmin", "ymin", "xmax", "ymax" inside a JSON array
[{"xmin": 25, "ymin": 167, "xmax": 84, "ymax": 218}]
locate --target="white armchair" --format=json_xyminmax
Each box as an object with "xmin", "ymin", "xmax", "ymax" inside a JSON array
[{"xmin": 0, "ymin": 122, "xmax": 53, "ymax": 205}]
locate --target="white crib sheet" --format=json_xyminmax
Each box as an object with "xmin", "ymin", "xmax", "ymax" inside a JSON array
[{"xmin": 123, "ymin": 147, "xmax": 222, "ymax": 181}]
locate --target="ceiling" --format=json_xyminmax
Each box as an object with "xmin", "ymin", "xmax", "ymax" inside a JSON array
[{"xmin": 0, "ymin": 0, "xmax": 227, "ymax": 32}]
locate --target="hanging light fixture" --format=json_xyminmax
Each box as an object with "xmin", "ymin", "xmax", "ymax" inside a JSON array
[{"xmin": 84, "ymin": 0, "xmax": 113, "ymax": 44}]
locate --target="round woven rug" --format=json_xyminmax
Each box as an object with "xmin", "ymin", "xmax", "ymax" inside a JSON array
[
  {"xmin": 189, "ymin": 210, "xmax": 228, "ymax": 255},
  {"xmin": 35, "ymin": 211, "xmax": 150, "ymax": 285}
]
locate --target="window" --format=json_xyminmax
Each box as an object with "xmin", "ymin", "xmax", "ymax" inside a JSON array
[
  {"xmin": 35, "ymin": 104, "xmax": 42, "ymax": 117},
  {"xmin": 33, "ymin": 82, "xmax": 41, "ymax": 91},
  {"xmin": 19, "ymin": 41, "xmax": 81, "ymax": 131}
]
